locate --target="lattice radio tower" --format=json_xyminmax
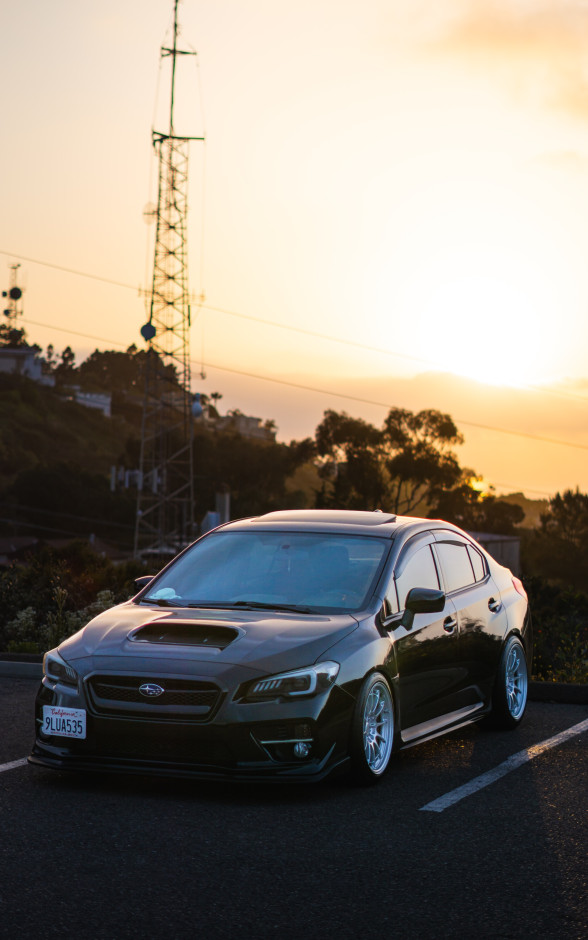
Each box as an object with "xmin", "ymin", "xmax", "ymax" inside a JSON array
[
  {"xmin": 2, "ymin": 264, "xmax": 24, "ymax": 324},
  {"xmin": 134, "ymin": 0, "xmax": 204, "ymax": 559}
]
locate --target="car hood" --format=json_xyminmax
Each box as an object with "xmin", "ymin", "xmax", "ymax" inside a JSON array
[{"xmin": 58, "ymin": 602, "xmax": 360, "ymax": 679}]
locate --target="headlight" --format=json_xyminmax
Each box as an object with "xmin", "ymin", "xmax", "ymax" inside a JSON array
[
  {"xmin": 242, "ymin": 661, "xmax": 340, "ymax": 701},
  {"xmin": 43, "ymin": 649, "xmax": 78, "ymax": 687}
]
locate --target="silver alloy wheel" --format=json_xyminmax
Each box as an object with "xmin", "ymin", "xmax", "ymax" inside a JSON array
[
  {"xmin": 505, "ymin": 642, "xmax": 528, "ymax": 720},
  {"xmin": 362, "ymin": 679, "xmax": 394, "ymax": 774}
]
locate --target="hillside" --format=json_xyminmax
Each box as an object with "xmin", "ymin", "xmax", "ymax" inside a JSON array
[
  {"xmin": 499, "ymin": 492, "xmax": 548, "ymax": 528},
  {"xmin": 0, "ymin": 373, "xmax": 138, "ymax": 489},
  {"xmin": 0, "ymin": 370, "xmax": 310, "ymax": 551}
]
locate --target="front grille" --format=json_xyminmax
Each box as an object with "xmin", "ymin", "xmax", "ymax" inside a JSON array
[{"xmin": 86, "ymin": 674, "xmax": 222, "ymax": 722}]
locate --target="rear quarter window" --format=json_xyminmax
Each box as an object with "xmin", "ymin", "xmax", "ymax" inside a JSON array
[
  {"xmin": 435, "ymin": 542, "xmax": 475, "ymax": 594},
  {"xmin": 467, "ymin": 545, "xmax": 487, "ymax": 582}
]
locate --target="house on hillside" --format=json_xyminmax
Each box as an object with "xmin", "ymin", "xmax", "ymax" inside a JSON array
[
  {"xmin": 0, "ymin": 349, "xmax": 112, "ymax": 416},
  {"xmin": 210, "ymin": 411, "xmax": 276, "ymax": 441},
  {"xmin": 0, "ymin": 347, "xmax": 54, "ymax": 386},
  {"xmin": 64, "ymin": 386, "xmax": 112, "ymax": 417}
]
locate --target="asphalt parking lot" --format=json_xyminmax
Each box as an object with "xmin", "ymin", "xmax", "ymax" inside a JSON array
[{"xmin": 0, "ymin": 677, "xmax": 586, "ymax": 940}]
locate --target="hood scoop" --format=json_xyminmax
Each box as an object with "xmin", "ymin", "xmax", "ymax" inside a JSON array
[{"xmin": 129, "ymin": 620, "xmax": 242, "ymax": 650}]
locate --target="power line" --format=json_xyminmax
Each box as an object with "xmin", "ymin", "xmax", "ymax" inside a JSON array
[
  {"xmin": 0, "ymin": 249, "xmax": 140, "ymax": 293},
  {"xmin": 0, "ymin": 502, "xmax": 135, "ymax": 531},
  {"xmin": 202, "ymin": 303, "xmax": 588, "ymax": 407},
  {"xmin": 5, "ymin": 246, "xmax": 588, "ymax": 406},
  {"xmin": 23, "ymin": 318, "xmax": 131, "ymax": 350},
  {"xmin": 19, "ymin": 314, "xmax": 588, "ymax": 457},
  {"xmin": 197, "ymin": 358, "xmax": 588, "ymax": 454},
  {"xmin": 0, "ymin": 516, "xmax": 131, "ymax": 546}
]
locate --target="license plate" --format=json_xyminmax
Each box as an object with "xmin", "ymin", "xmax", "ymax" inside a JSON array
[{"xmin": 42, "ymin": 706, "xmax": 86, "ymax": 739}]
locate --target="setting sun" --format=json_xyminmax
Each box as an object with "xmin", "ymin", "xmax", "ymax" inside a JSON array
[
  {"xmin": 416, "ymin": 273, "xmax": 540, "ymax": 387},
  {"xmin": 3, "ymin": 0, "xmax": 588, "ymax": 498}
]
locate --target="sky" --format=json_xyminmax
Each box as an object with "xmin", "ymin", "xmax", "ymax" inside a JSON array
[{"xmin": 3, "ymin": 0, "xmax": 588, "ymax": 500}]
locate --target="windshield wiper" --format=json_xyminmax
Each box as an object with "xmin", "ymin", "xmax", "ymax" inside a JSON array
[
  {"xmin": 141, "ymin": 599, "xmax": 314, "ymax": 613},
  {"xmin": 231, "ymin": 601, "xmax": 313, "ymax": 614}
]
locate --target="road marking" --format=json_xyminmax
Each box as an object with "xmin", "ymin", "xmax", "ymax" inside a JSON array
[
  {"xmin": 420, "ymin": 717, "xmax": 588, "ymax": 813},
  {"xmin": 0, "ymin": 758, "xmax": 27, "ymax": 774}
]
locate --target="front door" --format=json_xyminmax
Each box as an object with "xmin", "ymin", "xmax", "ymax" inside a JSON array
[{"xmin": 385, "ymin": 540, "xmax": 464, "ymax": 734}]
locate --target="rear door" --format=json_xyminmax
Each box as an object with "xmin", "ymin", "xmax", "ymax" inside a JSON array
[{"xmin": 432, "ymin": 535, "xmax": 508, "ymax": 707}]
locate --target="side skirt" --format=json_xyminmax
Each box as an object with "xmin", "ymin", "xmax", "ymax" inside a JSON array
[{"xmin": 399, "ymin": 702, "xmax": 487, "ymax": 749}]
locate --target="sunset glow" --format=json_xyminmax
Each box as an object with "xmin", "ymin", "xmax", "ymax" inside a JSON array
[{"xmin": 3, "ymin": 0, "xmax": 588, "ymax": 497}]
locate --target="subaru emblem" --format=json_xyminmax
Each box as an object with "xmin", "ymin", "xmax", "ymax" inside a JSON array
[{"xmin": 139, "ymin": 682, "xmax": 165, "ymax": 697}]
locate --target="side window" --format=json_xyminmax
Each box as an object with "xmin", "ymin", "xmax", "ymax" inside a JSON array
[
  {"xmin": 393, "ymin": 545, "xmax": 440, "ymax": 610},
  {"xmin": 435, "ymin": 542, "xmax": 475, "ymax": 593},
  {"xmin": 467, "ymin": 546, "xmax": 486, "ymax": 582}
]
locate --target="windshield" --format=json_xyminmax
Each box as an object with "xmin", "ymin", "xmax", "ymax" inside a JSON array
[{"xmin": 141, "ymin": 530, "xmax": 390, "ymax": 612}]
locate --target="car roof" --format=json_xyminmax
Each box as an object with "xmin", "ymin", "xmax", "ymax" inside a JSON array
[{"xmin": 216, "ymin": 509, "xmax": 460, "ymax": 540}]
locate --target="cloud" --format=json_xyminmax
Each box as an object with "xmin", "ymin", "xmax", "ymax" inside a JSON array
[{"xmin": 429, "ymin": 0, "xmax": 588, "ymax": 117}]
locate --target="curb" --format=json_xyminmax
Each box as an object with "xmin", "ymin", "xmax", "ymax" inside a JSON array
[
  {"xmin": 0, "ymin": 656, "xmax": 586, "ymax": 703},
  {"xmin": 529, "ymin": 680, "xmax": 588, "ymax": 706},
  {"xmin": 0, "ymin": 661, "xmax": 42, "ymax": 678},
  {"xmin": 0, "ymin": 653, "xmax": 43, "ymax": 680}
]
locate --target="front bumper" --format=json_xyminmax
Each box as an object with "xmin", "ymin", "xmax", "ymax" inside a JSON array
[{"xmin": 30, "ymin": 674, "xmax": 354, "ymax": 783}]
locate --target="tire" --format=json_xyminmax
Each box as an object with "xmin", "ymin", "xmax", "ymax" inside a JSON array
[
  {"xmin": 489, "ymin": 635, "xmax": 529, "ymax": 729},
  {"xmin": 349, "ymin": 672, "xmax": 395, "ymax": 785}
]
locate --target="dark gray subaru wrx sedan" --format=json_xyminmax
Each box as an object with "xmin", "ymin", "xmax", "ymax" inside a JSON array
[{"xmin": 29, "ymin": 510, "xmax": 532, "ymax": 784}]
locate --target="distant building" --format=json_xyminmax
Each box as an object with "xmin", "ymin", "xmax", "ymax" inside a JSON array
[
  {"xmin": 467, "ymin": 531, "xmax": 521, "ymax": 575},
  {"xmin": 65, "ymin": 386, "xmax": 112, "ymax": 417},
  {"xmin": 211, "ymin": 412, "xmax": 276, "ymax": 441},
  {"xmin": 0, "ymin": 349, "xmax": 113, "ymax": 416},
  {"xmin": 0, "ymin": 347, "xmax": 54, "ymax": 386}
]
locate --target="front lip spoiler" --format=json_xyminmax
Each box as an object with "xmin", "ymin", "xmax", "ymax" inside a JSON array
[{"xmin": 28, "ymin": 744, "xmax": 348, "ymax": 784}]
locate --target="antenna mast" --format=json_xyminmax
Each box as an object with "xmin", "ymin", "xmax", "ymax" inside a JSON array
[
  {"xmin": 2, "ymin": 264, "xmax": 24, "ymax": 324},
  {"xmin": 134, "ymin": 0, "xmax": 204, "ymax": 559}
]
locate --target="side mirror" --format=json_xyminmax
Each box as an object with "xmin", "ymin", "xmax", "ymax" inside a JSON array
[{"xmin": 401, "ymin": 587, "xmax": 446, "ymax": 630}]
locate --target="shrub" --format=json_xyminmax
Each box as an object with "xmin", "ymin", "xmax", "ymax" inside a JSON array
[
  {"xmin": 0, "ymin": 543, "xmax": 146, "ymax": 652},
  {"xmin": 5, "ymin": 588, "xmax": 118, "ymax": 653},
  {"xmin": 526, "ymin": 577, "xmax": 588, "ymax": 684}
]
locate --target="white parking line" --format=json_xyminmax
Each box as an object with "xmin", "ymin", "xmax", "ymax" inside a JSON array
[
  {"xmin": 0, "ymin": 758, "xmax": 27, "ymax": 774},
  {"xmin": 420, "ymin": 717, "xmax": 588, "ymax": 813}
]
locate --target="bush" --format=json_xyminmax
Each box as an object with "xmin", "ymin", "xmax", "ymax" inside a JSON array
[
  {"xmin": 526, "ymin": 577, "xmax": 588, "ymax": 684},
  {"xmin": 0, "ymin": 543, "xmax": 146, "ymax": 653},
  {"xmin": 5, "ymin": 588, "xmax": 118, "ymax": 653}
]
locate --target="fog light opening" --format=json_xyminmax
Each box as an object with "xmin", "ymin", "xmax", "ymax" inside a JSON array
[{"xmin": 293, "ymin": 741, "xmax": 311, "ymax": 759}]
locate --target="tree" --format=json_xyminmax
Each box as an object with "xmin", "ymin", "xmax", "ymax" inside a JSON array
[
  {"xmin": 430, "ymin": 485, "xmax": 525, "ymax": 534},
  {"xmin": 209, "ymin": 391, "xmax": 223, "ymax": 416},
  {"xmin": 77, "ymin": 347, "xmax": 143, "ymax": 392},
  {"xmin": 314, "ymin": 410, "xmax": 388, "ymax": 510},
  {"xmin": 54, "ymin": 346, "xmax": 76, "ymax": 383},
  {"xmin": 382, "ymin": 408, "xmax": 464, "ymax": 514},
  {"xmin": 526, "ymin": 489, "xmax": 588, "ymax": 589},
  {"xmin": 193, "ymin": 430, "xmax": 314, "ymax": 520},
  {"xmin": 314, "ymin": 407, "xmax": 467, "ymax": 515},
  {"xmin": 42, "ymin": 344, "xmax": 56, "ymax": 374},
  {"xmin": 0, "ymin": 324, "xmax": 30, "ymax": 349}
]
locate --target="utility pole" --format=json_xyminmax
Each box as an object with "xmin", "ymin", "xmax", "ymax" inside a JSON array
[{"xmin": 134, "ymin": 0, "xmax": 204, "ymax": 560}]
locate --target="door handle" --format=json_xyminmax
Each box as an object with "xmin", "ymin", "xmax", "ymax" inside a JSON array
[
  {"xmin": 488, "ymin": 597, "xmax": 502, "ymax": 613},
  {"xmin": 443, "ymin": 617, "xmax": 457, "ymax": 633}
]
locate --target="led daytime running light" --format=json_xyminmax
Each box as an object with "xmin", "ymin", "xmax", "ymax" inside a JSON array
[{"xmin": 248, "ymin": 661, "xmax": 339, "ymax": 699}]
